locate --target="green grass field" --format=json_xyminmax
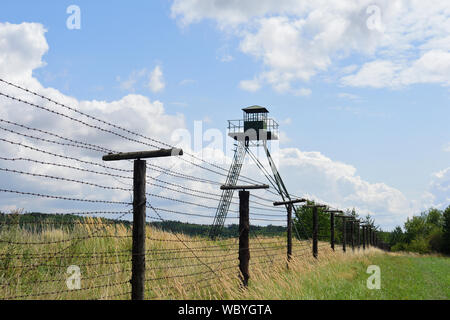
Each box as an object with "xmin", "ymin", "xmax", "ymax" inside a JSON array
[{"xmin": 254, "ymin": 252, "xmax": 450, "ymax": 300}]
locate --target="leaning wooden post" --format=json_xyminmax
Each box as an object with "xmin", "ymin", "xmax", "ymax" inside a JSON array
[
  {"xmin": 222, "ymin": 184, "xmax": 269, "ymax": 288},
  {"xmin": 273, "ymin": 198, "xmax": 307, "ymax": 264},
  {"xmin": 103, "ymin": 148, "xmax": 183, "ymax": 300}
]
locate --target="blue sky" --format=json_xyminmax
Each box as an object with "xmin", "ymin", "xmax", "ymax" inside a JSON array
[{"xmin": 0, "ymin": 1, "xmax": 449, "ymax": 230}]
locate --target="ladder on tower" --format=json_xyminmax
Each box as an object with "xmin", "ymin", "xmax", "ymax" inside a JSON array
[{"xmin": 209, "ymin": 141, "xmax": 246, "ymax": 239}]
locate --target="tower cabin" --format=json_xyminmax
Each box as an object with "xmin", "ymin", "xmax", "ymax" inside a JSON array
[{"xmin": 228, "ymin": 105, "xmax": 279, "ymax": 144}]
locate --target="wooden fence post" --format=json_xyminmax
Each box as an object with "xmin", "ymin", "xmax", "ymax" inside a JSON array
[
  {"xmin": 313, "ymin": 206, "xmax": 318, "ymax": 259},
  {"xmin": 362, "ymin": 225, "xmax": 366, "ymax": 250},
  {"xmin": 287, "ymin": 204, "xmax": 292, "ymax": 262},
  {"xmin": 330, "ymin": 212, "xmax": 335, "ymax": 251},
  {"xmin": 131, "ymin": 159, "xmax": 146, "ymax": 300},
  {"xmin": 350, "ymin": 220, "xmax": 355, "ymax": 252},
  {"xmin": 102, "ymin": 147, "xmax": 183, "ymax": 300},
  {"xmin": 357, "ymin": 222, "xmax": 361, "ymax": 250},
  {"xmin": 239, "ymin": 190, "xmax": 250, "ymax": 287},
  {"xmin": 273, "ymin": 198, "xmax": 307, "ymax": 264},
  {"xmin": 342, "ymin": 218, "xmax": 347, "ymax": 253}
]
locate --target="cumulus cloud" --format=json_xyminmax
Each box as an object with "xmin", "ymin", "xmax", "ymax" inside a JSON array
[
  {"xmin": 116, "ymin": 66, "xmax": 166, "ymax": 93},
  {"xmin": 171, "ymin": 0, "xmax": 450, "ymax": 91},
  {"xmin": 148, "ymin": 65, "xmax": 165, "ymax": 93},
  {"xmin": 239, "ymin": 78, "xmax": 261, "ymax": 92},
  {"xmin": 0, "ymin": 22, "xmax": 48, "ymax": 80},
  {"xmin": 342, "ymin": 51, "xmax": 450, "ymax": 88}
]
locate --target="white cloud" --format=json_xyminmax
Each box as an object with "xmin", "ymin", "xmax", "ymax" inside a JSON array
[
  {"xmin": 274, "ymin": 147, "xmax": 415, "ymax": 227},
  {"xmin": 338, "ymin": 92, "xmax": 360, "ymax": 100},
  {"xmin": 239, "ymin": 78, "xmax": 261, "ymax": 92},
  {"xmin": 117, "ymin": 66, "xmax": 167, "ymax": 93},
  {"xmin": 117, "ymin": 68, "xmax": 147, "ymax": 91},
  {"xmin": 427, "ymin": 167, "xmax": 450, "ymax": 209},
  {"xmin": 148, "ymin": 65, "xmax": 165, "ymax": 93},
  {"xmin": 0, "ymin": 22, "xmax": 48, "ymax": 81},
  {"xmin": 171, "ymin": 0, "xmax": 450, "ymax": 91},
  {"xmin": 342, "ymin": 51, "xmax": 450, "ymax": 88}
]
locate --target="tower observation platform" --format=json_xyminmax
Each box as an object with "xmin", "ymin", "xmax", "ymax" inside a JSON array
[{"xmin": 227, "ymin": 106, "xmax": 279, "ymax": 143}]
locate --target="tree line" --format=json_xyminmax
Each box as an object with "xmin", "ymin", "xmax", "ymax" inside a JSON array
[
  {"xmin": 292, "ymin": 201, "xmax": 450, "ymax": 254},
  {"xmin": 389, "ymin": 206, "xmax": 450, "ymax": 254}
]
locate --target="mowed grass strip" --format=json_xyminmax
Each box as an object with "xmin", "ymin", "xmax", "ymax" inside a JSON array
[{"xmin": 240, "ymin": 252, "xmax": 449, "ymax": 300}]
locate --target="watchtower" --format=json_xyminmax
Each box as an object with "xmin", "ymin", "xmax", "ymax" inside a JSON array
[
  {"xmin": 228, "ymin": 105, "xmax": 279, "ymax": 145},
  {"xmin": 209, "ymin": 106, "xmax": 291, "ymax": 239}
]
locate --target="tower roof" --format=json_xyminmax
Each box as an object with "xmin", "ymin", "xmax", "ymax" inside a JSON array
[{"xmin": 242, "ymin": 105, "xmax": 269, "ymax": 114}]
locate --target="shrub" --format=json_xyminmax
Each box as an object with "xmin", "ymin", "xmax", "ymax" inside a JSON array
[
  {"xmin": 428, "ymin": 229, "xmax": 444, "ymax": 253},
  {"xmin": 405, "ymin": 237, "xmax": 431, "ymax": 254},
  {"xmin": 391, "ymin": 242, "xmax": 407, "ymax": 252}
]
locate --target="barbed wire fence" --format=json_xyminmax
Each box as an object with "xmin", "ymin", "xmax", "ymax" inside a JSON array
[{"xmin": 0, "ymin": 78, "xmax": 389, "ymax": 300}]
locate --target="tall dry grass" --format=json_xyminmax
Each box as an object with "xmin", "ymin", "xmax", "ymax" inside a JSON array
[{"xmin": 0, "ymin": 219, "xmax": 382, "ymax": 300}]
